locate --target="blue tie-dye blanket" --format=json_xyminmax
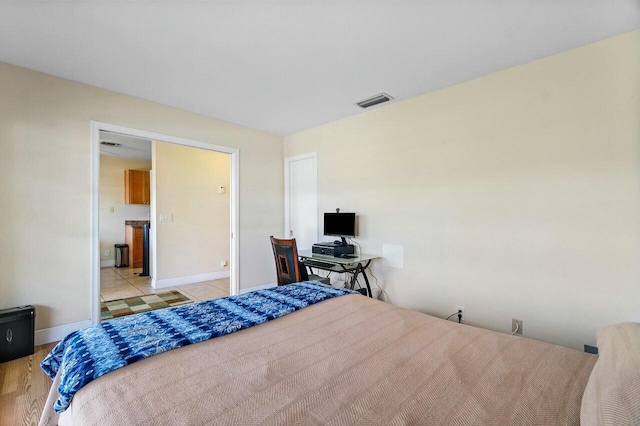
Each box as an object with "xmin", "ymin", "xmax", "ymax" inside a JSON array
[{"xmin": 41, "ymin": 282, "xmax": 354, "ymax": 413}]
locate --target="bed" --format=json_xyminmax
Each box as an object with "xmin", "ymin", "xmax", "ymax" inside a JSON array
[{"xmin": 39, "ymin": 285, "xmax": 639, "ymax": 425}]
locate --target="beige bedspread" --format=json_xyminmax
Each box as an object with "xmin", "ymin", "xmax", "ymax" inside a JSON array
[{"xmin": 42, "ymin": 294, "xmax": 596, "ymax": 425}]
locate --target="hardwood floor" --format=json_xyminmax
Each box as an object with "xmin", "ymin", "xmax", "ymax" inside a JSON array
[
  {"xmin": 0, "ymin": 272, "xmax": 232, "ymax": 425},
  {"xmin": 0, "ymin": 342, "xmax": 57, "ymax": 426},
  {"xmin": 0, "ymin": 271, "xmax": 231, "ymax": 425}
]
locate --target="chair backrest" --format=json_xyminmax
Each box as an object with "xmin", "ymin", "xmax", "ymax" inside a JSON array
[{"xmin": 270, "ymin": 236, "xmax": 304, "ymax": 285}]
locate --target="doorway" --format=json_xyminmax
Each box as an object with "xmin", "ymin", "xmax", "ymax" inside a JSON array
[
  {"xmin": 284, "ymin": 153, "xmax": 318, "ymax": 250},
  {"xmin": 91, "ymin": 122, "xmax": 239, "ymax": 325}
]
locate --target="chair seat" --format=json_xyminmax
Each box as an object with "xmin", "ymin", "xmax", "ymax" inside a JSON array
[{"xmin": 309, "ymin": 274, "xmax": 330, "ymax": 285}]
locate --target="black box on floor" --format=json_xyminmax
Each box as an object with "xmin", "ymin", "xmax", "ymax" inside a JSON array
[{"xmin": 0, "ymin": 305, "xmax": 35, "ymax": 363}]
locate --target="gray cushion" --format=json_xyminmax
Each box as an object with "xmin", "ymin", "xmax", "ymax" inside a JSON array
[{"xmin": 308, "ymin": 275, "xmax": 330, "ymax": 285}]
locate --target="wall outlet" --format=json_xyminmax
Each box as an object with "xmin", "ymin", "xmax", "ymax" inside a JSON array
[
  {"xmin": 105, "ymin": 249, "xmax": 111, "ymax": 256},
  {"xmin": 455, "ymin": 305, "xmax": 465, "ymax": 322},
  {"xmin": 108, "ymin": 207, "xmax": 114, "ymax": 213},
  {"xmin": 512, "ymin": 318, "xmax": 523, "ymax": 335},
  {"xmin": 221, "ymin": 260, "xmax": 228, "ymax": 267}
]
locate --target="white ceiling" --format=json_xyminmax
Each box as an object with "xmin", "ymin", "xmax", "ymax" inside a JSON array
[
  {"xmin": 1, "ymin": 1, "xmax": 638, "ymax": 136},
  {"xmin": 100, "ymin": 131, "xmax": 152, "ymax": 161}
]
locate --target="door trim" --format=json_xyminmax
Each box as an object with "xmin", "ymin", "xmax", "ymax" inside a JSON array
[
  {"xmin": 91, "ymin": 121, "xmax": 240, "ymax": 325},
  {"xmin": 284, "ymin": 152, "xmax": 318, "ymax": 243}
]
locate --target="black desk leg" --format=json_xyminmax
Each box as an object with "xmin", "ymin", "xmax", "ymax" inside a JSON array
[
  {"xmin": 348, "ymin": 269, "xmax": 357, "ymax": 291},
  {"xmin": 360, "ymin": 266, "xmax": 373, "ymax": 298},
  {"xmin": 349, "ymin": 263, "xmax": 373, "ymax": 298},
  {"xmin": 341, "ymin": 260, "xmax": 373, "ymax": 298}
]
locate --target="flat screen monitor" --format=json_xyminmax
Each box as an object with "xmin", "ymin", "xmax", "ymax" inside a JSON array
[{"xmin": 324, "ymin": 212, "xmax": 356, "ymax": 237}]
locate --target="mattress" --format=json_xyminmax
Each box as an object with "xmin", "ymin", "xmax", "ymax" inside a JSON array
[{"xmin": 41, "ymin": 294, "xmax": 596, "ymax": 425}]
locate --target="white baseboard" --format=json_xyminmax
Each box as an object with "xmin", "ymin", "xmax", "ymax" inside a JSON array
[
  {"xmin": 100, "ymin": 260, "xmax": 115, "ymax": 267},
  {"xmin": 35, "ymin": 320, "xmax": 92, "ymax": 346},
  {"xmin": 153, "ymin": 270, "xmax": 231, "ymax": 290},
  {"xmin": 238, "ymin": 283, "xmax": 277, "ymax": 294}
]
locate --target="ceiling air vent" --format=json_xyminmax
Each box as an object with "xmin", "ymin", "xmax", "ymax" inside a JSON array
[
  {"xmin": 100, "ymin": 141, "xmax": 122, "ymax": 147},
  {"xmin": 356, "ymin": 93, "xmax": 394, "ymax": 109}
]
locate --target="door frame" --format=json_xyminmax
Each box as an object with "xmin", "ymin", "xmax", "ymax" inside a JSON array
[
  {"xmin": 284, "ymin": 152, "xmax": 318, "ymax": 244},
  {"xmin": 90, "ymin": 121, "xmax": 240, "ymax": 325}
]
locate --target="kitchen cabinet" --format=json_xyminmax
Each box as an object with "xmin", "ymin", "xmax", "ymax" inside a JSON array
[
  {"xmin": 124, "ymin": 170, "xmax": 150, "ymax": 205},
  {"xmin": 125, "ymin": 225, "xmax": 144, "ymax": 268}
]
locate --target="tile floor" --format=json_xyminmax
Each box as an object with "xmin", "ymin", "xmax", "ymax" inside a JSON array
[{"xmin": 100, "ymin": 266, "xmax": 230, "ymax": 304}]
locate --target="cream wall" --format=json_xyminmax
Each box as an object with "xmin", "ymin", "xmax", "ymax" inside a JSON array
[
  {"xmin": 99, "ymin": 155, "xmax": 151, "ymax": 264},
  {"xmin": 154, "ymin": 141, "xmax": 230, "ymax": 280},
  {"xmin": 284, "ymin": 31, "xmax": 640, "ymax": 349},
  {"xmin": 0, "ymin": 61, "xmax": 283, "ymax": 330}
]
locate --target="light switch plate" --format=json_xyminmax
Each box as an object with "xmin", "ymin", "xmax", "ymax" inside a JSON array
[{"xmin": 160, "ymin": 213, "xmax": 173, "ymax": 222}]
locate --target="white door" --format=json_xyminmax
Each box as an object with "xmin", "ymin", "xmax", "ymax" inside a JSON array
[{"xmin": 285, "ymin": 153, "xmax": 317, "ymax": 250}]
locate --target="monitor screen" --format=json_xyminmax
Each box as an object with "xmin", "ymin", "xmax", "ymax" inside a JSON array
[{"xmin": 324, "ymin": 213, "xmax": 356, "ymax": 237}]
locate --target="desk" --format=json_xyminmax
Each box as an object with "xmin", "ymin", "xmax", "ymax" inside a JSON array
[{"xmin": 298, "ymin": 250, "xmax": 379, "ymax": 298}]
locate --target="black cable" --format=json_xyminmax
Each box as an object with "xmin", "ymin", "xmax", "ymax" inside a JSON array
[
  {"xmin": 348, "ymin": 237, "xmax": 362, "ymax": 256},
  {"xmin": 446, "ymin": 310, "xmax": 463, "ymax": 323},
  {"xmin": 367, "ymin": 269, "xmax": 387, "ymax": 301}
]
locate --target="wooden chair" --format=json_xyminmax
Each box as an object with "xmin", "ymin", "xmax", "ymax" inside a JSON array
[{"xmin": 270, "ymin": 236, "xmax": 330, "ymax": 286}]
